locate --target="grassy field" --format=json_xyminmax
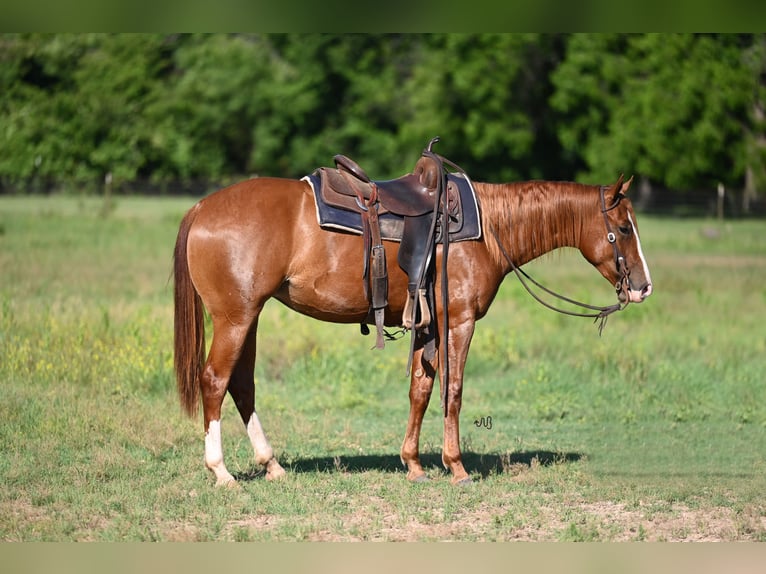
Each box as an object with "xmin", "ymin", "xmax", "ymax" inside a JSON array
[{"xmin": 0, "ymin": 194, "xmax": 765, "ymax": 541}]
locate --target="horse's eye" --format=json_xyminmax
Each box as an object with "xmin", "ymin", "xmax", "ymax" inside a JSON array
[{"xmin": 618, "ymin": 224, "xmax": 632, "ymax": 236}]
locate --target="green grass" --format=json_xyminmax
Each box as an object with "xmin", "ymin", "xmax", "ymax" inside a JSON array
[{"xmin": 1, "ymin": 195, "xmax": 765, "ymax": 541}]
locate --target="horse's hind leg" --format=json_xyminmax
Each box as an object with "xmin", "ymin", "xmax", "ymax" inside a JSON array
[
  {"xmin": 228, "ymin": 323, "xmax": 286, "ymax": 481},
  {"xmin": 200, "ymin": 319, "xmax": 253, "ymax": 487}
]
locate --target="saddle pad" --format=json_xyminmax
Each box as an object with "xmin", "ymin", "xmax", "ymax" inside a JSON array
[{"xmin": 302, "ymin": 172, "xmax": 482, "ymax": 243}]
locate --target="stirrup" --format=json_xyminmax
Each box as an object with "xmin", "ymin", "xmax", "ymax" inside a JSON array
[
  {"xmin": 402, "ymin": 289, "xmax": 430, "ymax": 330},
  {"xmin": 415, "ymin": 289, "xmax": 430, "ymax": 329}
]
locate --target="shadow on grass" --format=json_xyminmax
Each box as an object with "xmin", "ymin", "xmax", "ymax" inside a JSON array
[{"xmin": 234, "ymin": 450, "xmax": 583, "ymax": 481}]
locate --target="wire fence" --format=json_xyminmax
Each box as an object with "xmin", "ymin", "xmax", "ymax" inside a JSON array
[{"xmin": 3, "ymin": 175, "xmax": 766, "ymax": 219}]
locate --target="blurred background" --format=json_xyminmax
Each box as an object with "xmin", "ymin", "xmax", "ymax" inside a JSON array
[{"xmin": 2, "ymin": 33, "xmax": 765, "ymax": 217}]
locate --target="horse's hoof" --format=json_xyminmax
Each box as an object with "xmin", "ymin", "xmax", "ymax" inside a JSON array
[
  {"xmin": 216, "ymin": 477, "xmax": 240, "ymax": 489},
  {"xmin": 265, "ymin": 459, "xmax": 286, "ymax": 481},
  {"xmin": 406, "ymin": 471, "xmax": 429, "ymax": 483},
  {"xmin": 452, "ymin": 476, "xmax": 473, "ymax": 486},
  {"xmin": 265, "ymin": 468, "xmax": 286, "ymax": 481}
]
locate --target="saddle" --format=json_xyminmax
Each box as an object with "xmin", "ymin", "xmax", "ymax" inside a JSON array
[
  {"xmin": 327, "ymin": 153, "xmax": 461, "ymax": 219},
  {"xmin": 304, "ymin": 137, "xmax": 481, "ymax": 376}
]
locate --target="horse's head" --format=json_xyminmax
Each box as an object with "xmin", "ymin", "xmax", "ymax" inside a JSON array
[{"xmin": 580, "ymin": 175, "xmax": 653, "ymax": 305}]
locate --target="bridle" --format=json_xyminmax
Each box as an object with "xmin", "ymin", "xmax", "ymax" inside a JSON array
[
  {"xmin": 600, "ymin": 185, "xmax": 632, "ymax": 306},
  {"xmin": 490, "ymin": 185, "xmax": 632, "ymax": 335}
]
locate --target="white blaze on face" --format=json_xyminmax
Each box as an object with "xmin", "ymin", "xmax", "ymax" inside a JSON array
[{"xmin": 627, "ymin": 212, "xmax": 653, "ymax": 302}]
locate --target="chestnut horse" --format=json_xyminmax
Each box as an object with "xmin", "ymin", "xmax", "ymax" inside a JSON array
[{"xmin": 173, "ymin": 173, "xmax": 652, "ymax": 486}]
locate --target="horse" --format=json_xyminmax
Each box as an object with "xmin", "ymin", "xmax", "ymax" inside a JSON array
[{"xmin": 173, "ymin": 170, "xmax": 653, "ymax": 486}]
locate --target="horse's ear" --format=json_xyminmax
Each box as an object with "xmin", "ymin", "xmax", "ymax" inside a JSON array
[
  {"xmin": 607, "ymin": 174, "xmax": 633, "ymax": 203},
  {"xmin": 620, "ymin": 175, "xmax": 634, "ymax": 196},
  {"xmin": 604, "ymin": 174, "xmax": 624, "ymax": 204}
]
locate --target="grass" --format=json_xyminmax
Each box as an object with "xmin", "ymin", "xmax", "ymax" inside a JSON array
[{"xmin": 0, "ymin": 194, "xmax": 765, "ymax": 541}]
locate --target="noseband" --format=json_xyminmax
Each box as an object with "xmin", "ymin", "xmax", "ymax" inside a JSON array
[{"xmin": 490, "ymin": 186, "xmax": 631, "ymax": 335}]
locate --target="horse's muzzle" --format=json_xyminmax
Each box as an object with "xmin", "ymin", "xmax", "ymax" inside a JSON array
[{"xmin": 628, "ymin": 282, "xmax": 653, "ymax": 303}]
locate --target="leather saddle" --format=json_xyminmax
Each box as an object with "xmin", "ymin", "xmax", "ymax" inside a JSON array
[
  {"xmin": 325, "ymin": 154, "xmax": 463, "ymax": 222},
  {"xmin": 305, "ymin": 138, "xmax": 479, "ymax": 377}
]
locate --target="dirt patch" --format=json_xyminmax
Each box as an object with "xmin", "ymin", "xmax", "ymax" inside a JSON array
[
  {"xmin": 237, "ymin": 498, "xmax": 766, "ymax": 542},
  {"xmin": 571, "ymin": 501, "xmax": 743, "ymax": 541},
  {"xmin": 1, "ymin": 499, "xmax": 53, "ymax": 541}
]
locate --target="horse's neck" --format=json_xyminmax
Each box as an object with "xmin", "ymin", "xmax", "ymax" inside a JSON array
[{"xmin": 476, "ymin": 180, "xmax": 595, "ymax": 269}]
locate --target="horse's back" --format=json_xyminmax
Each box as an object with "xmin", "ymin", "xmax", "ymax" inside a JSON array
[{"xmin": 193, "ymin": 177, "xmax": 310, "ymax": 226}]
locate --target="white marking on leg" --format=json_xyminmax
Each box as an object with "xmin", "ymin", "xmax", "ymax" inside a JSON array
[
  {"xmin": 205, "ymin": 420, "xmax": 235, "ymax": 486},
  {"xmin": 246, "ymin": 411, "xmax": 274, "ymax": 466},
  {"xmin": 627, "ymin": 212, "xmax": 653, "ymax": 299},
  {"xmin": 246, "ymin": 411, "xmax": 286, "ymax": 480}
]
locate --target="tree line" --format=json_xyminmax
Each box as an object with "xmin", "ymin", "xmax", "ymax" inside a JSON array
[{"xmin": 1, "ymin": 33, "xmax": 764, "ymax": 212}]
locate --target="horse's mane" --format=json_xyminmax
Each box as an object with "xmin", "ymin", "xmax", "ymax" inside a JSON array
[{"xmin": 475, "ymin": 180, "xmax": 600, "ymax": 268}]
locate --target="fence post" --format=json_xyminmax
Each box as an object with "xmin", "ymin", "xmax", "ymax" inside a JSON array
[
  {"xmin": 717, "ymin": 182, "xmax": 725, "ymax": 220},
  {"xmin": 101, "ymin": 171, "xmax": 114, "ymax": 217}
]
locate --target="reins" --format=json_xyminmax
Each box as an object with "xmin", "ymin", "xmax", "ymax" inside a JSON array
[
  {"xmin": 489, "ymin": 186, "xmax": 631, "ymax": 336},
  {"xmin": 406, "ymin": 140, "xmax": 475, "ymax": 417}
]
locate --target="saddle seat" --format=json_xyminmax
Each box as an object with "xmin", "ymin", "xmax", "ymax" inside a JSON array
[{"xmin": 328, "ymin": 154, "xmax": 459, "ymax": 219}]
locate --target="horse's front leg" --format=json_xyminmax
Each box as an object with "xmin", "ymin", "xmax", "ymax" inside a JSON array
[
  {"xmin": 400, "ymin": 343, "xmax": 438, "ymax": 482},
  {"xmin": 440, "ymin": 319, "xmax": 475, "ymax": 485}
]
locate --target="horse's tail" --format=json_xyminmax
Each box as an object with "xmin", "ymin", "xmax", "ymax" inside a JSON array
[{"xmin": 173, "ymin": 206, "xmax": 205, "ymax": 418}]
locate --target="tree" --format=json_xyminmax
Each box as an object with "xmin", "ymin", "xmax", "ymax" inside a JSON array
[
  {"xmin": 551, "ymin": 34, "xmax": 765, "ymax": 211},
  {"xmin": 147, "ymin": 33, "xmax": 275, "ymax": 183},
  {"xmin": 399, "ymin": 33, "xmax": 568, "ymax": 182},
  {"xmin": 2, "ymin": 33, "xmax": 763, "ymax": 211},
  {"xmin": 0, "ymin": 34, "xmax": 170, "ymax": 191},
  {"xmin": 246, "ymin": 34, "xmax": 424, "ymax": 178},
  {"xmin": 742, "ymin": 34, "xmax": 766, "ymax": 211}
]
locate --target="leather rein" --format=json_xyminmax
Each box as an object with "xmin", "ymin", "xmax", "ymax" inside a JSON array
[{"xmin": 489, "ymin": 185, "xmax": 631, "ymax": 335}]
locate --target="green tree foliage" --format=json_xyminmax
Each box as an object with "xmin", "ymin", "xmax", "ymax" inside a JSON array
[
  {"xmin": 245, "ymin": 34, "xmax": 423, "ymax": 178},
  {"xmin": 399, "ymin": 34, "xmax": 569, "ymax": 182},
  {"xmin": 149, "ymin": 34, "xmax": 274, "ymax": 181},
  {"xmin": 0, "ymin": 33, "xmax": 764, "ymax": 209},
  {"xmin": 0, "ymin": 34, "xmax": 171, "ymax": 190},
  {"xmin": 552, "ymin": 33, "xmax": 765, "ymax": 192}
]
